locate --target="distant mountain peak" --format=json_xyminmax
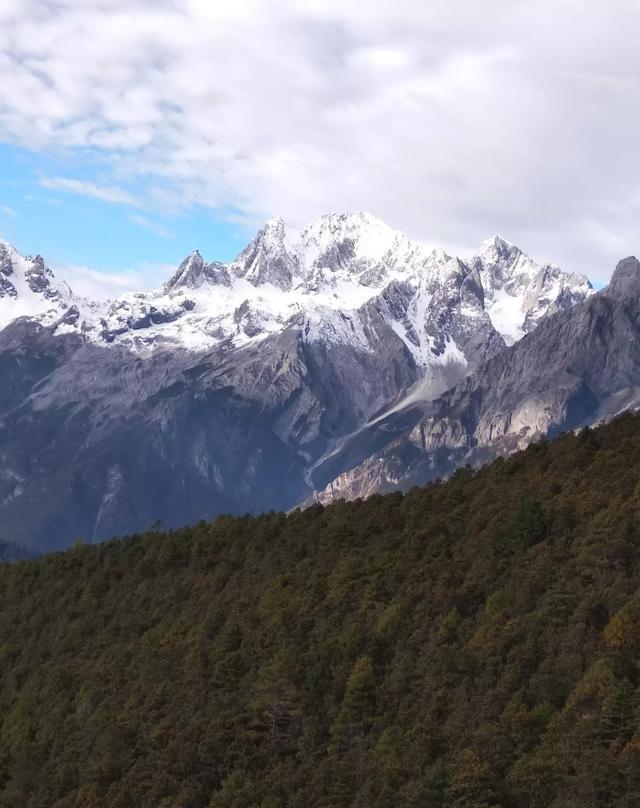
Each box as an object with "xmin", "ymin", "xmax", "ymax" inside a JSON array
[
  {"xmin": 313, "ymin": 210, "xmax": 395, "ymax": 236},
  {"xmin": 0, "ymin": 217, "xmax": 594, "ymax": 357},
  {"xmin": 482, "ymin": 233, "xmax": 517, "ymax": 249},
  {"xmin": 0, "ymin": 240, "xmax": 72, "ymax": 329},
  {"xmin": 478, "ymin": 234, "xmax": 522, "ymax": 263},
  {"xmin": 165, "ymin": 249, "xmax": 230, "ymax": 291},
  {"xmin": 165, "ymin": 250, "xmax": 205, "ymax": 290},
  {"xmin": 233, "ymin": 218, "xmax": 298, "ymax": 291},
  {"xmin": 605, "ymin": 255, "xmax": 640, "ymax": 299},
  {"xmin": 428, "ymin": 247, "xmax": 453, "ymax": 264}
]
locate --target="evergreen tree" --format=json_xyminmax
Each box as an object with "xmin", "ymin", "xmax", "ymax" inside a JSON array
[
  {"xmin": 596, "ymin": 680, "xmax": 635, "ymax": 746},
  {"xmin": 329, "ymin": 656, "xmax": 376, "ymax": 754}
]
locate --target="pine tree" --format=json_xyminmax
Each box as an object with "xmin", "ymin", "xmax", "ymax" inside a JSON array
[
  {"xmin": 596, "ymin": 680, "xmax": 635, "ymax": 746},
  {"xmin": 329, "ymin": 656, "xmax": 376, "ymax": 754},
  {"xmin": 444, "ymin": 749, "xmax": 501, "ymax": 808}
]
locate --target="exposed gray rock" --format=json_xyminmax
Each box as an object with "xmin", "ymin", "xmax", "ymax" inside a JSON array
[
  {"xmin": 233, "ymin": 218, "xmax": 299, "ymax": 290},
  {"xmin": 165, "ymin": 250, "xmax": 231, "ymax": 290},
  {"xmin": 314, "ymin": 257, "xmax": 640, "ymax": 503}
]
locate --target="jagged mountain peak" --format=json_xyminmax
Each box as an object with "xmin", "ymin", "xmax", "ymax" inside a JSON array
[
  {"xmin": 167, "ymin": 250, "xmax": 204, "ymax": 283},
  {"xmin": 605, "ymin": 255, "xmax": 640, "ymax": 299},
  {"xmin": 303, "ymin": 210, "xmax": 390, "ymax": 234},
  {"xmin": 233, "ymin": 219, "xmax": 298, "ymax": 291},
  {"xmin": 0, "ymin": 219, "xmax": 594, "ymax": 358},
  {"xmin": 428, "ymin": 247, "xmax": 453, "ymax": 262},
  {"xmin": 165, "ymin": 249, "xmax": 231, "ymax": 291},
  {"xmin": 249, "ymin": 216, "xmax": 292, "ymax": 249},
  {"xmin": 0, "ymin": 239, "xmax": 73, "ymax": 330},
  {"xmin": 0, "ymin": 239, "xmax": 58, "ymax": 281},
  {"xmin": 0, "ymin": 239, "xmax": 27, "ymax": 273},
  {"xmin": 0, "ymin": 238, "xmax": 15, "ymax": 255},
  {"xmin": 475, "ymin": 235, "xmax": 565, "ymax": 284},
  {"xmin": 475, "ymin": 235, "xmax": 529, "ymax": 284},
  {"xmin": 229, "ymin": 211, "xmax": 408, "ymax": 291},
  {"xmin": 264, "ymin": 215, "xmax": 286, "ymax": 229},
  {"xmin": 469, "ymin": 235, "xmax": 593, "ymax": 345},
  {"xmin": 422, "ymin": 248, "xmax": 459, "ymax": 278},
  {"xmin": 299, "ymin": 212, "xmax": 404, "ymax": 260},
  {"xmin": 480, "ymin": 233, "xmax": 521, "ymax": 256},
  {"xmin": 239, "ymin": 211, "xmax": 391, "ymax": 251}
]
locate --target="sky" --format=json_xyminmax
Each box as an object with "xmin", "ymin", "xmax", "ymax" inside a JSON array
[{"xmin": 1, "ymin": 0, "xmax": 639, "ymax": 297}]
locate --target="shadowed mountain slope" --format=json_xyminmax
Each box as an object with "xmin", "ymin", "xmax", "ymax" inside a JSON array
[{"xmin": 313, "ymin": 256, "xmax": 640, "ymax": 502}]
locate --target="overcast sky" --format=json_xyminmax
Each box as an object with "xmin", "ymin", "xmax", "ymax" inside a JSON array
[{"xmin": 1, "ymin": 0, "xmax": 639, "ymax": 294}]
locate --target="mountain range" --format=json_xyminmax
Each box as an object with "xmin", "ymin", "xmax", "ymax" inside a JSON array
[{"xmin": 0, "ymin": 211, "xmax": 619, "ymax": 552}]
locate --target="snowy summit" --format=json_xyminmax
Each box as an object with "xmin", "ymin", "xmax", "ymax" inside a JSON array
[{"xmin": 0, "ymin": 213, "xmax": 592, "ymax": 365}]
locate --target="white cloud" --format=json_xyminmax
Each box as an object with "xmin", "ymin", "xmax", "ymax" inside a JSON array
[
  {"xmin": 38, "ymin": 176, "xmax": 141, "ymax": 207},
  {"xmin": 1, "ymin": 1, "xmax": 640, "ymax": 280},
  {"xmin": 0, "ymin": 204, "xmax": 17, "ymax": 218},
  {"xmin": 128, "ymin": 214, "xmax": 172, "ymax": 238},
  {"xmin": 52, "ymin": 261, "xmax": 171, "ymax": 300}
]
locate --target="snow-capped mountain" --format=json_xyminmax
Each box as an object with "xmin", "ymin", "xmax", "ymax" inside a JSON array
[
  {"xmin": 0, "ymin": 240, "xmax": 75, "ymax": 330},
  {"xmin": 471, "ymin": 235, "xmax": 592, "ymax": 344},
  {"xmin": 96, "ymin": 215, "xmax": 592, "ymax": 357},
  {"xmin": 0, "ymin": 213, "xmax": 593, "ymax": 552},
  {"xmin": 310, "ymin": 256, "xmax": 640, "ymax": 505},
  {"xmin": 2, "ymin": 212, "xmax": 592, "ymax": 365}
]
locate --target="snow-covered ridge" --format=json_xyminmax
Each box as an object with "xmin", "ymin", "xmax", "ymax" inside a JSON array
[
  {"xmin": 0, "ymin": 239, "xmax": 102, "ymax": 335},
  {"xmin": 0, "ymin": 240, "xmax": 72, "ymax": 331},
  {"xmin": 0, "ymin": 214, "xmax": 593, "ymax": 360}
]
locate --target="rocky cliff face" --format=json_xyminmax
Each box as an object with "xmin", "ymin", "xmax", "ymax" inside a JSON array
[
  {"xmin": 313, "ymin": 257, "xmax": 640, "ymax": 504},
  {"xmin": 0, "ymin": 216, "xmax": 593, "ymax": 551}
]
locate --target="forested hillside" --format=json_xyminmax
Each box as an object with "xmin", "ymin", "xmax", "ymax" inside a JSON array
[{"xmin": 3, "ymin": 414, "xmax": 640, "ymax": 807}]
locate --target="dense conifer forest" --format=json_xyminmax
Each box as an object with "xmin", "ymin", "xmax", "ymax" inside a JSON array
[{"xmin": 3, "ymin": 413, "xmax": 640, "ymax": 806}]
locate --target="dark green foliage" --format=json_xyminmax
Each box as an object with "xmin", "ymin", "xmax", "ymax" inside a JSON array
[
  {"xmin": 4, "ymin": 413, "xmax": 640, "ymax": 805},
  {"xmin": 495, "ymin": 495, "xmax": 550, "ymax": 555},
  {"xmin": 596, "ymin": 680, "xmax": 636, "ymax": 746},
  {"xmin": 329, "ymin": 655, "xmax": 376, "ymax": 753}
]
